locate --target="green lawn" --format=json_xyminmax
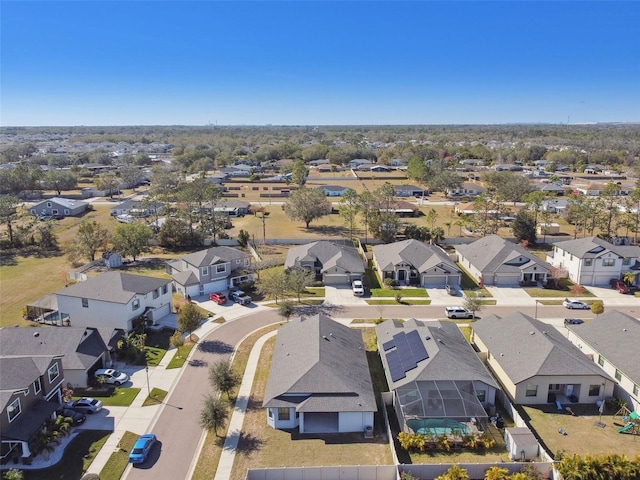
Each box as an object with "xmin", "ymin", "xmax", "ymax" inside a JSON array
[
  {"xmin": 366, "ymin": 299, "xmax": 431, "ymax": 305},
  {"xmin": 99, "ymin": 431, "xmax": 138, "ymax": 480},
  {"xmin": 73, "ymin": 388, "xmax": 140, "ymax": 407},
  {"xmin": 166, "ymin": 343, "xmax": 195, "ymax": 369},
  {"xmin": 525, "ymin": 279, "xmax": 595, "ymax": 298},
  {"xmin": 370, "ymin": 288, "xmax": 428, "ymax": 297},
  {"xmin": 142, "ymin": 387, "xmax": 168, "ymax": 406},
  {"xmin": 24, "ymin": 430, "xmax": 111, "ymax": 480}
]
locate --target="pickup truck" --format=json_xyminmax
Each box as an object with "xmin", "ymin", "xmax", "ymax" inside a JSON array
[{"xmin": 230, "ymin": 290, "xmax": 252, "ymax": 305}]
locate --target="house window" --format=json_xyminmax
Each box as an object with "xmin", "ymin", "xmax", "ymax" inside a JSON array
[
  {"xmin": 622, "ymin": 257, "xmax": 631, "ymax": 266},
  {"xmin": 132, "ymin": 299, "xmax": 140, "ymax": 310},
  {"xmin": 201, "ymin": 267, "xmax": 208, "ymax": 276},
  {"xmin": 81, "ymin": 298, "xmax": 89, "ymax": 308},
  {"xmin": 236, "ymin": 259, "xmax": 241, "ymax": 265},
  {"xmin": 278, "ymin": 407, "xmax": 290, "ymax": 421},
  {"xmin": 268, "ymin": 409, "xmax": 273, "ymax": 418},
  {"xmin": 588, "ymin": 384, "xmax": 601, "ymax": 397},
  {"xmin": 153, "ymin": 289, "xmax": 159, "ymax": 299},
  {"xmin": 584, "ymin": 258, "xmax": 593, "ymax": 266},
  {"xmin": 161, "ymin": 284, "xmax": 168, "ymax": 295},
  {"xmin": 46, "ymin": 202, "xmax": 52, "ymax": 208},
  {"xmin": 476, "ymin": 390, "xmax": 486, "ymax": 402},
  {"xmin": 48, "ymin": 363, "xmax": 60, "ymax": 383},
  {"xmin": 34, "ymin": 378, "xmax": 42, "ymax": 394},
  {"xmin": 598, "ymin": 355, "xmax": 605, "ymax": 367},
  {"xmin": 216, "ymin": 264, "xmax": 226, "ymax": 273},
  {"xmin": 7, "ymin": 398, "xmax": 21, "ymax": 423},
  {"xmin": 244, "ymin": 258, "xmax": 250, "ymax": 266},
  {"xmin": 615, "ymin": 369, "xmax": 622, "ymax": 381},
  {"xmin": 603, "ymin": 258, "xmax": 615, "ymax": 267},
  {"xmin": 634, "ymin": 384, "xmax": 639, "ymax": 396},
  {"xmin": 525, "ymin": 385, "xmax": 538, "ymax": 397},
  {"xmin": 64, "ymin": 209, "xmax": 70, "ymax": 215}
]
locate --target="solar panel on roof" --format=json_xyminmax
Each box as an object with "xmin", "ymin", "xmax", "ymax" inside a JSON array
[
  {"xmin": 386, "ymin": 350, "xmax": 406, "ymax": 382},
  {"xmin": 407, "ymin": 330, "xmax": 429, "ymax": 362},
  {"xmin": 382, "ymin": 339, "xmax": 395, "ymax": 351}
]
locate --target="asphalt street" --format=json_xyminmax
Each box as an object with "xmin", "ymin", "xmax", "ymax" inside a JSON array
[
  {"xmin": 124, "ymin": 308, "xmax": 282, "ymax": 480},
  {"xmin": 122, "ymin": 302, "xmax": 639, "ymax": 480}
]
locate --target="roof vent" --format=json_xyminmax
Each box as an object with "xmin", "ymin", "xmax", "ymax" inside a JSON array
[
  {"xmin": 33, "ymin": 332, "xmax": 40, "ymax": 337},
  {"xmin": 530, "ymin": 331, "xmax": 535, "ymax": 335},
  {"xmin": 330, "ymin": 332, "xmax": 335, "ymax": 337},
  {"xmin": 323, "ymin": 336, "xmax": 329, "ymax": 341},
  {"xmin": 425, "ymin": 336, "xmax": 431, "ymax": 341},
  {"xmin": 623, "ymin": 328, "xmax": 627, "ymax": 332}
]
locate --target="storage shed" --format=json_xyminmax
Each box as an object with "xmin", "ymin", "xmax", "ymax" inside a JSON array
[{"xmin": 504, "ymin": 427, "xmax": 539, "ymax": 461}]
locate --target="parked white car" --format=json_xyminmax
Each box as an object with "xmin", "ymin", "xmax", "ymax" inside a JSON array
[
  {"xmin": 562, "ymin": 299, "xmax": 589, "ymax": 310},
  {"xmin": 95, "ymin": 368, "xmax": 129, "ymax": 386},
  {"xmin": 352, "ymin": 280, "xmax": 365, "ymax": 296},
  {"xmin": 445, "ymin": 306, "xmax": 474, "ymax": 319}
]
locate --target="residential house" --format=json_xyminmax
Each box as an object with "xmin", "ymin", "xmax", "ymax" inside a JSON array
[
  {"xmin": 55, "ymin": 272, "xmax": 173, "ymax": 331},
  {"xmin": 284, "ymin": 241, "xmax": 364, "ymax": 285},
  {"xmin": 348, "ymin": 158, "xmax": 372, "ymax": 170},
  {"xmin": 446, "ymin": 181, "xmax": 486, "ymax": 197},
  {"xmin": 0, "ymin": 354, "xmax": 64, "ymax": 463},
  {"xmin": 393, "ymin": 185, "xmax": 428, "ymax": 197},
  {"xmin": 388, "ymin": 158, "xmax": 407, "ymax": 167},
  {"xmin": 308, "ymin": 159, "xmax": 330, "ymax": 167},
  {"xmin": 565, "ymin": 311, "xmax": 640, "ymax": 411},
  {"xmin": 29, "ymin": 197, "xmax": 88, "ymax": 218},
  {"xmin": 376, "ymin": 319, "xmax": 499, "ymax": 433},
  {"xmin": 320, "ymin": 185, "xmax": 350, "ymax": 197},
  {"xmin": 536, "ymin": 183, "xmax": 565, "ymax": 196},
  {"xmin": 166, "ymin": 246, "xmax": 253, "ymax": 298},
  {"xmin": 546, "ymin": 236, "xmax": 640, "ymax": 287},
  {"xmin": 109, "ymin": 198, "xmax": 162, "ymax": 218},
  {"xmin": 370, "ymin": 165, "xmax": 391, "ymax": 173},
  {"xmin": 373, "ymin": 239, "xmax": 462, "ymax": 287},
  {"xmin": 472, "ymin": 312, "xmax": 614, "ymax": 405},
  {"xmin": 263, "ymin": 314, "xmax": 376, "ymax": 433},
  {"xmin": 200, "ymin": 199, "xmax": 251, "ymax": 217},
  {"xmin": 574, "ymin": 182, "xmax": 632, "ymax": 197},
  {"xmin": 0, "ymin": 327, "xmax": 123, "ymax": 388},
  {"xmin": 380, "ymin": 200, "xmax": 420, "ymax": 217},
  {"xmin": 540, "ymin": 198, "xmax": 569, "ymax": 215},
  {"xmin": 456, "ymin": 235, "xmax": 552, "ymax": 286}
]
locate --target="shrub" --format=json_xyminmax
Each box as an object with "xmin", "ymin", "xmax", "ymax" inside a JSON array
[
  {"xmin": 383, "ymin": 277, "xmax": 397, "ymax": 288},
  {"xmin": 570, "ymin": 284, "xmax": 585, "ymax": 295}
]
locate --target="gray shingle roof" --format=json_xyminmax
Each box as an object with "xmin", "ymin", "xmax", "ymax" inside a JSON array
[
  {"xmin": 373, "ymin": 239, "xmax": 460, "ymax": 274},
  {"xmin": 552, "ymin": 236, "xmax": 640, "ymax": 259},
  {"xmin": 32, "ymin": 197, "xmax": 88, "ymax": 210},
  {"xmin": 566, "ymin": 310, "xmax": 640, "ymax": 385},
  {"xmin": 284, "ymin": 241, "xmax": 365, "ymax": 275},
  {"xmin": 177, "ymin": 246, "xmax": 250, "ymax": 269},
  {"xmin": 473, "ymin": 312, "xmax": 612, "ymax": 384},
  {"xmin": 263, "ymin": 314, "xmax": 376, "ymax": 413},
  {"xmin": 0, "ymin": 356, "xmax": 61, "ymax": 410},
  {"xmin": 376, "ymin": 319, "xmax": 498, "ymax": 390},
  {"xmin": 56, "ymin": 272, "xmax": 170, "ymax": 304},
  {"xmin": 0, "ymin": 326, "xmax": 108, "ymax": 373},
  {"xmin": 455, "ymin": 235, "xmax": 552, "ymax": 274}
]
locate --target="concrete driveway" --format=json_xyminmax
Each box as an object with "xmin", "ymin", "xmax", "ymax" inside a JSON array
[{"xmin": 323, "ymin": 286, "xmax": 368, "ymax": 306}]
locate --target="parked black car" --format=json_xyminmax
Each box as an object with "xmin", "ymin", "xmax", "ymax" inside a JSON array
[{"xmin": 57, "ymin": 408, "xmax": 86, "ymax": 425}]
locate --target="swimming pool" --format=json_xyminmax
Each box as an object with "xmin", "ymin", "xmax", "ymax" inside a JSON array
[{"xmin": 407, "ymin": 418, "xmax": 471, "ymax": 436}]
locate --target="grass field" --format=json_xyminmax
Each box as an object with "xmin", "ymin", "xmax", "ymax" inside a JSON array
[
  {"xmin": 521, "ymin": 404, "xmax": 640, "ymax": 458},
  {"xmin": 99, "ymin": 430, "xmax": 137, "ymax": 480}
]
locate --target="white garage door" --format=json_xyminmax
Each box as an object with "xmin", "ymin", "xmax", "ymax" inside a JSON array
[
  {"xmin": 204, "ymin": 279, "xmax": 229, "ymax": 295},
  {"xmin": 494, "ymin": 275, "xmax": 520, "ymax": 286},
  {"xmin": 323, "ymin": 274, "xmax": 350, "ymax": 285},
  {"xmin": 423, "ymin": 275, "xmax": 446, "ymax": 286},
  {"xmin": 151, "ymin": 304, "xmax": 171, "ymax": 321}
]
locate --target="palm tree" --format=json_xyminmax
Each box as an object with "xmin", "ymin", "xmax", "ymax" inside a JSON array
[{"xmin": 623, "ymin": 271, "xmax": 635, "ymax": 287}]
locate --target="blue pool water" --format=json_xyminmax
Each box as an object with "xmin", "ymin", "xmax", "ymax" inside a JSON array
[{"xmin": 407, "ymin": 418, "xmax": 471, "ymax": 436}]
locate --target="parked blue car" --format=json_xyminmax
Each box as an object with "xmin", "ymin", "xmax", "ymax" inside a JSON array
[{"xmin": 129, "ymin": 433, "xmax": 157, "ymax": 464}]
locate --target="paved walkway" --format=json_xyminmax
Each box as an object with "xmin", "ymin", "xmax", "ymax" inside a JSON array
[{"xmin": 12, "ymin": 286, "xmax": 638, "ymax": 477}]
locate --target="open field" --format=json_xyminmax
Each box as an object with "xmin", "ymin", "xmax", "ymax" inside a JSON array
[{"xmin": 521, "ymin": 404, "xmax": 640, "ymax": 458}]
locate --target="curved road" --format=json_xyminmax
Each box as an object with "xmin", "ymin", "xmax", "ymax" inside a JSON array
[{"xmin": 124, "ymin": 303, "xmax": 639, "ymax": 480}]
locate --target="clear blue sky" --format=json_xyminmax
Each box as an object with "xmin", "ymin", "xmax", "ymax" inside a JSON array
[{"xmin": 2, "ymin": 1, "xmax": 639, "ymax": 126}]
